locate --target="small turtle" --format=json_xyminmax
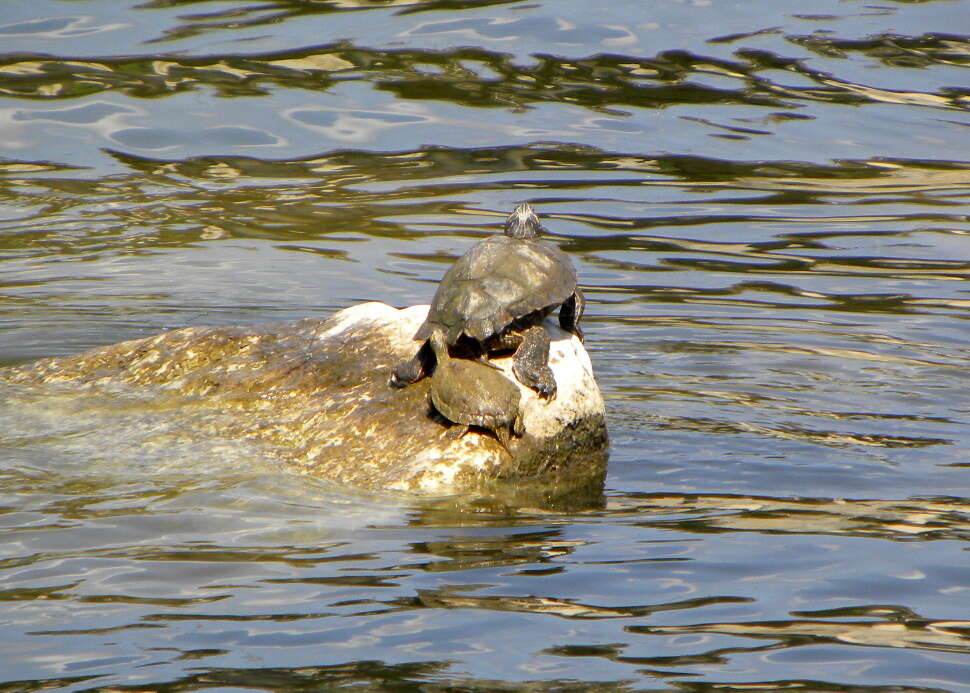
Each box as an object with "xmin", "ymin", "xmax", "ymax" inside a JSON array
[
  {"xmin": 427, "ymin": 331, "xmax": 524, "ymax": 452},
  {"xmin": 391, "ymin": 202, "xmax": 584, "ymax": 400}
]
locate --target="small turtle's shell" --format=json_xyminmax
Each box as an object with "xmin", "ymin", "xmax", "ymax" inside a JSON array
[
  {"xmin": 416, "ymin": 235, "xmax": 577, "ymax": 344},
  {"xmin": 430, "ymin": 357, "xmax": 521, "ymax": 434}
]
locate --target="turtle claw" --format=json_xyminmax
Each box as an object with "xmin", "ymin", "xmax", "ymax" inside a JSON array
[
  {"xmin": 539, "ymin": 383, "xmax": 557, "ymax": 401},
  {"xmin": 493, "ymin": 427, "xmax": 514, "ymax": 456},
  {"xmin": 389, "ymin": 361, "xmax": 419, "ymax": 388},
  {"xmin": 527, "ymin": 373, "xmax": 557, "ymax": 401},
  {"xmin": 389, "ymin": 342, "xmax": 434, "ymax": 388},
  {"xmin": 494, "ymin": 413, "xmax": 525, "ymax": 456},
  {"xmin": 515, "ymin": 368, "xmax": 557, "ymax": 402}
]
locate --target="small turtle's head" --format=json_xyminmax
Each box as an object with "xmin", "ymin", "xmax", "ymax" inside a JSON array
[{"xmin": 504, "ymin": 202, "xmax": 544, "ymax": 239}]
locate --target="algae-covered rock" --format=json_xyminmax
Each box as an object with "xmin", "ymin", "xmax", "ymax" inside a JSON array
[{"xmin": 1, "ymin": 303, "xmax": 607, "ymax": 496}]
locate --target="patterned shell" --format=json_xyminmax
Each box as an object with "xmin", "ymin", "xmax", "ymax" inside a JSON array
[
  {"xmin": 429, "ymin": 358, "xmax": 521, "ymax": 429},
  {"xmin": 416, "ymin": 235, "xmax": 577, "ymax": 343}
]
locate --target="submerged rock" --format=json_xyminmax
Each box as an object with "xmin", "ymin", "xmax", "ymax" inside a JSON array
[{"xmin": 1, "ymin": 302, "xmax": 608, "ymax": 497}]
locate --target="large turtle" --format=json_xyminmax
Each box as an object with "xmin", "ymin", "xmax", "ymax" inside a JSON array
[
  {"xmin": 390, "ymin": 202, "xmax": 584, "ymax": 399},
  {"xmin": 427, "ymin": 331, "xmax": 524, "ymax": 452}
]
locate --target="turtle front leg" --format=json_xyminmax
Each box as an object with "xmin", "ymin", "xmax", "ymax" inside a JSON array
[
  {"xmin": 559, "ymin": 288, "xmax": 585, "ymax": 342},
  {"xmin": 512, "ymin": 325, "xmax": 557, "ymax": 400},
  {"xmin": 389, "ymin": 341, "xmax": 432, "ymax": 388}
]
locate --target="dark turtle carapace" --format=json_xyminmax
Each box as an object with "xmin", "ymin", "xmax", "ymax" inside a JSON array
[
  {"xmin": 427, "ymin": 332, "xmax": 524, "ymax": 453},
  {"xmin": 390, "ymin": 202, "xmax": 584, "ymax": 401}
]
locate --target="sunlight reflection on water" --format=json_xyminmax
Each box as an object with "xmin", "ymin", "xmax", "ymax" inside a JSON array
[{"xmin": 1, "ymin": 0, "xmax": 969, "ymax": 690}]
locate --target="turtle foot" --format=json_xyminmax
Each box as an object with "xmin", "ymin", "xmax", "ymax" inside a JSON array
[
  {"xmin": 520, "ymin": 374, "xmax": 556, "ymax": 401},
  {"xmin": 389, "ymin": 361, "xmax": 419, "ymax": 388},
  {"xmin": 512, "ymin": 325, "xmax": 557, "ymax": 401},
  {"xmin": 493, "ymin": 426, "xmax": 514, "ymax": 456},
  {"xmin": 444, "ymin": 423, "xmax": 470, "ymax": 441},
  {"xmin": 389, "ymin": 344, "xmax": 432, "ymax": 388}
]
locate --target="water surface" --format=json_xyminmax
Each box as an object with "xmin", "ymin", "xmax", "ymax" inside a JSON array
[{"xmin": 1, "ymin": 0, "xmax": 969, "ymax": 690}]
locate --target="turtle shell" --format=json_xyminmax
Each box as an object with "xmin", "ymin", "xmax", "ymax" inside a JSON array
[
  {"xmin": 429, "ymin": 357, "xmax": 521, "ymax": 432},
  {"xmin": 416, "ymin": 235, "xmax": 577, "ymax": 344}
]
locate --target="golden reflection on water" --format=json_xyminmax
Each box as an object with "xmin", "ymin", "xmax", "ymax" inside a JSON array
[
  {"xmin": 1, "ymin": 0, "xmax": 969, "ymax": 690},
  {"xmin": 605, "ymin": 494, "xmax": 970, "ymax": 540},
  {"xmin": 644, "ymin": 617, "xmax": 970, "ymax": 654}
]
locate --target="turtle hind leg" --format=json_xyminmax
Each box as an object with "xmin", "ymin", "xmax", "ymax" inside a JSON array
[
  {"xmin": 492, "ymin": 425, "xmax": 515, "ymax": 456},
  {"xmin": 445, "ymin": 422, "xmax": 511, "ymax": 457},
  {"xmin": 512, "ymin": 325, "xmax": 557, "ymax": 400},
  {"xmin": 492, "ymin": 414, "xmax": 524, "ymax": 456},
  {"xmin": 559, "ymin": 289, "xmax": 585, "ymax": 342},
  {"xmin": 444, "ymin": 423, "xmax": 471, "ymax": 441},
  {"xmin": 389, "ymin": 341, "xmax": 434, "ymax": 388},
  {"xmin": 512, "ymin": 413, "xmax": 525, "ymax": 438},
  {"xmin": 494, "ymin": 430, "xmax": 511, "ymax": 455}
]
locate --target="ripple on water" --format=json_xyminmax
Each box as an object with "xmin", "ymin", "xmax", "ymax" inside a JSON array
[{"xmin": 1, "ymin": 0, "xmax": 969, "ymax": 690}]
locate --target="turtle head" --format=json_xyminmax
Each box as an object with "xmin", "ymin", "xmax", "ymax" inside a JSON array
[{"xmin": 504, "ymin": 202, "xmax": 544, "ymax": 239}]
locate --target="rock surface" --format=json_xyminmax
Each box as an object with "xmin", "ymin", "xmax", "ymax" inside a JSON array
[{"xmin": 1, "ymin": 302, "xmax": 608, "ymax": 497}]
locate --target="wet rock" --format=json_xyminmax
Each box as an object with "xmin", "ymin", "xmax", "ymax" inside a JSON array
[{"xmin": 1, "ymin": 302, "xmax": 608, "ymax": 496}]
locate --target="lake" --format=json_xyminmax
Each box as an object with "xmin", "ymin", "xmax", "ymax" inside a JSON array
[{"xmin": 1, "ymin": 0, "xmax": 969, "ymax": 690}]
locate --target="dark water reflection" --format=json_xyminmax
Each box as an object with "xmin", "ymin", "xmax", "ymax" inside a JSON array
[{"xmin": 1, "ymin": 0, "xmax": 969, "ymax": 690}]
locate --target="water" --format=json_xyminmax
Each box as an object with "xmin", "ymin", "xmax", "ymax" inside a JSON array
[{"xmin": 1, "ymin": 0, "xmax": 969, "ymax": 690}]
